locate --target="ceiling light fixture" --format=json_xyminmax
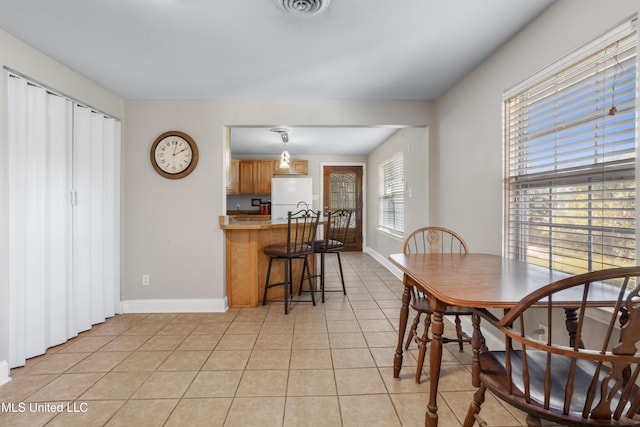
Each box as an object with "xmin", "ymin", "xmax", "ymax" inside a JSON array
[
  {"xmin": 270, "ymin": 128, "xmax": 291, "ymax": 169},
  {"xmin": 273, "ymin": 0, "xmax": 331, "ymax": 16}
]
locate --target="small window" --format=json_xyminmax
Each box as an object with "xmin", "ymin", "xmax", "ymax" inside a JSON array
[
  {"xmin": 504, "ymin": 23, "xmax": 637, "ymax": 274},
  {"xmin": 378, "ymin": 152, "xmax": 404, "ymax": 234}
]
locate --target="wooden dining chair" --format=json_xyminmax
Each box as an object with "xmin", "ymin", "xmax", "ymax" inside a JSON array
[
  {"xmin": 403, "ymin": 226, "xmax": 473, "ymax": 383},
  {"xmin": 464, "ymin": 266, "xmax": 640, "ymax": 427},
  {"xmin": 262, "ymin": 209, "xmax": 320, "ymax": 314}
]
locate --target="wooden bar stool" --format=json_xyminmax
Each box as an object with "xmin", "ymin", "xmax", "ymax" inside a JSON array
[{"xmin": 262, "ymin": 209, "xmax": 320, "ymax": 314}]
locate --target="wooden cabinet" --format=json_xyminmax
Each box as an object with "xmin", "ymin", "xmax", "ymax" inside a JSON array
[
  {"xmin": 273, "ymin": 159, "xmax": 308, "ymax": 175},
  {"xmin": 255, "ymin": 160, "xmax": 274, "ymax": 194},
  {"xmin": 227, "ymin": 159, "xmax": 240, "ymax": 194},
  {"xmin": 228, "ymin": 158, "xmax": 306, "ymax": 194},
  {"xmin": 238, "ymin": 160, "xmax": 274, "ymax": 195}
]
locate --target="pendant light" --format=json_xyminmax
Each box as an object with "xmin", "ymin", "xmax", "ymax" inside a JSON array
[{"xmin": 271, "ymin": 128, "xmax": 291, "ymax": 169}]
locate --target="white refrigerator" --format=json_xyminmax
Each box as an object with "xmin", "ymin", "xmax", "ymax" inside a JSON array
[{"xmin": 270, "ymin": 177, "xmax": 313, "ymax": 220}]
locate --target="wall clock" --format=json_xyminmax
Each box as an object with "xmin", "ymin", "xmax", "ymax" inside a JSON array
[{"xmin": 150, "ymin": 131, "xmax": 199, "ymax": 179}]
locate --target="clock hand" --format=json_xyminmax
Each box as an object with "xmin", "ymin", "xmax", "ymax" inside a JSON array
[{"xmin": 174, "ymin": 148, "xmax": 187, "ymax": 155}]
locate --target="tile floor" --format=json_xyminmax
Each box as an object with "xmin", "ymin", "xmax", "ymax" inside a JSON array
[{"xmin": 0, "ymin": 252, "xmax": 534, "ymax": 426}]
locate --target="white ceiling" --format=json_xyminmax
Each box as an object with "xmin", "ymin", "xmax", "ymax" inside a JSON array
[{"xmin": 0, "ymin": 0, "xmax": 554, "ymax": 155}]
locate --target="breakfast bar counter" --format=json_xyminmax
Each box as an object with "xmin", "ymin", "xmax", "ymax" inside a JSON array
[{"xmin": 219, "ymin": 216, "xmax": 319, "ymax": 308}]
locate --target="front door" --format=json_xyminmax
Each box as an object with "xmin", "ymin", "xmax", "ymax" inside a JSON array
[{"xmin": 322, "ymin": 165, "xmax": 363, "ymax": 251}]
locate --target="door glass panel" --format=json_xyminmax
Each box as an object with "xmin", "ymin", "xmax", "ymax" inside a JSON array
[{"xmin": 329, "ymin": 172, "xmax": 356, "ymax": 229}]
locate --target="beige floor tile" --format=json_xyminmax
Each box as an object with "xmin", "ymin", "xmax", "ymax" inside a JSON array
[
  {"xmin": 339, "ymin": 394, "xmax": 402, "ymax": 427},
  {"xmin": 390, "ymin": 392, "xmax": 430, "ymax": 426},
  {"xmin": 57, "ymin": 336, "xmax": 115, "ymax": 353},
  {"xmin": 215, "ymin": 333, "xmax": 257, "ymax": 351},
  {"xmin": 284, "ymin": 396, "xmax": 341, "ymax": 427},
  {"xmin": 176, "ymin": 334, "xmax": 221, "ymax": 351},
  {"xmin": 289, "ymin": 349, "xmax": 332, "ymax": 370},
  {"xmin": 441, "ymin": 390, "xmax": 523, "ymax": 426},
  {"xmin": 254, "ymin": 333, "xmax": 293, "ymax": 350},
  {"xmin": 225, "ymin": 397, "xmax": 284, "ymax": 427},
  {"xmin": 287, "ymin": 369, "xmax": 336, "ymax": 396},
  {"xmin": 0, "ymin": 375, "xmax": 58, "ymax": 402},
  {"xmin": 137, "ymin": 334, "xmax": 186, "ymax": 351},
  {"xmin": 329, "ymin": 332, "xmax": 368, "ymax": 349},
  {"xmin": 26, "ymin": 373, "xmax": 103, "ymax": 402},
  {"xmin": 334, "ymin": 368, "xmax": 387, "ymax": 395},
  {"xmin": 258, "ymin": 321, "xmax": 295, "ymax": 335},
  {"xmin": 99, "ymin": 335, "xmax": 150, "ymax": 352},
  {"xmin": 164, "ymin": 398, "xmax": 232, "ymax": 427},
  {"xmin": 380, "ymin": 368, "xmax": 431, "ymax": 393},
  {"xmin": 327, "ymin": 319, "xmax": 362, "ymax": 333},
  {"xmin": 157, "ymin": 350, "xmax": 210, "ymax": 371},
  {"xmin": 105, "ymin": 399, "xmax": 178, "ymax": 427},
  {"xmin": 294, "ymin": 321, "xmax": 327, "ymax": 334},
  {"xmin": 226, "ymin": 321, "xmax": 264, "ymax": 335},
  {"xmin": 132, "ymin": 370, "xmax": 197, "ymax": 398},
  {"xmin": 46, "ymin": 400, "xmax": 125, "ymax": 427},
  {"xmin": 358, "ymin": 319, "xmax": 396, "ymax": 332},
  {"xmin": 331, "ymin": 348, "xmax": 376, "ymax": 369},
  {"xmin": 184, "ymin": 370, "xmax": 243, "ymax": 398},
  {"xmin": 112, "ymin": 351, "xmax": 171, "ymax": 372},
  {"xmin": 0, "ymin": 407, "xmax": 58, "ymax": 426},
  {"xmin": 246, "ymin": 349, "xmax": 291, "ymax": 370},
  {"xmin": 66, "ymin": 351, "xmax": 130, "ymax": 373},
  {"xmin": 202, "ymin": 350, "xmax": 251, "ymax": 370},
  {"xmin": 22, "ymin": 353, "xmax": 90, "ymax": 375},
  {"xmin": 236, "ymin": 370, "xmax": 288, "ymax": 397},
  {"xmin": 80, "ymin": 372, "xmax": 150, "ymax": 400},
  {"xmin": 157, "ymin": 322, "xmax": 197, "ymax": 335},
  {"xmin": 363, "ymin": 331, "xmax": 398, "ymax": 348},
  {"xmin": 292, "ymin": 332, "xmax": 329, "ymax": 349}
]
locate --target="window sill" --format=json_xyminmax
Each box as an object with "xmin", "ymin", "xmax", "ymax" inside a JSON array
[{"xmin": 377, "ymin": 227, "xmax": 403, "ymax": 241}]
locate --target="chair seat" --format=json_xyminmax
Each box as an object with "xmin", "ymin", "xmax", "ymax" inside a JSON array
[
  {"xmin": 313, "ymin": 239, "xmax": 344, "ymax": 252},
  {"xmin": 411, "ymin": 296, "xmax": 474, "ymax": 315},
  {"xmin": 479, "ymin": 350, "xmax": 639, "ymax": 422},
  {"xmin": 264, "ymin": 243, "xmax": 312, "ymax": 257}
]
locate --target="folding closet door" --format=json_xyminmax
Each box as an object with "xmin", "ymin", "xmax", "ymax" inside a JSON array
[{"xmin": 6, "ymin": 73, "xmax": 120, "ymax": 368}]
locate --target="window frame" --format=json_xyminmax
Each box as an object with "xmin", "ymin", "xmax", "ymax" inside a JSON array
[{"xmin": 378, "ymin": 152, "xmax": 405, "ymax": 235}]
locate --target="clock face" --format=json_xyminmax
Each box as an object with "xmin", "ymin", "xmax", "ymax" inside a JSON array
[{"xmin": 150, "ymin": 131, "xmax": 198, "ymax": 179}]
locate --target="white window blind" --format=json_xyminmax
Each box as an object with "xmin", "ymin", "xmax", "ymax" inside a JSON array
[
  {"xmin": 504, "ymin": 27, "xmax": 637, "ymax": 274},
  {"xmin": 378, "ymin": 152, "xmax": 404, "ymax": 233}
]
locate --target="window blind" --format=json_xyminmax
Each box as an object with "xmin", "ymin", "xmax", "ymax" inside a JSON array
[
  {"xmin": 505, "ymin": 29, "xmax": 637, "ymax": 274},
  {"xmin": 378, "ymin": 152, "xmax": 404, "ymax": 233}
]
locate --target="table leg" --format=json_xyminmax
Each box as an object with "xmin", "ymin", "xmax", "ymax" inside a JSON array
[
  {"xmin": 426, "ymin": 306, "xmax": 444, "ymax": 427},
  {"xmin": 394, "ymin": 275, "xmax": 411, "ymax": 378},
  {"xmin": 471, "ymin": 313, "xmax": 481, "ymax": 387}
]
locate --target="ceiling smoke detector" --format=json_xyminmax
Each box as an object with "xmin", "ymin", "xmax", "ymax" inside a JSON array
[{"xmin": 273, "ymin": 0, "xmax": 331, "ymax": 16}]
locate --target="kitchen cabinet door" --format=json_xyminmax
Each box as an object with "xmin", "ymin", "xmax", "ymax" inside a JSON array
[
  {"xmin": 255, "ymin": 160, "xmax": 274, "ymax": 194},
  {"xmin": 239, "ymin": 160, "xmax": 255, "ymax": 194},
  {"xmin": 227, "ymin": 159, "xmax": 240, "ymax": 194}
]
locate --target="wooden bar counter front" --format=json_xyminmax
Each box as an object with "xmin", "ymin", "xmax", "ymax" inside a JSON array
[{"xmin": 219, "ymin": 216, "xmax": 320, "ymax": 308}]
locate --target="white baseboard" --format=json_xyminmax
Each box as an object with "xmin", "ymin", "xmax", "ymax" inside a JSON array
[
  {"xmin": 0, "ymin": 360, "xmax": 10, "ymax": 387},
  {"xmin": 363, "ymin": 246, "xmax": 403, "ymax": 280},
  {"xmin": 120, "ymin": 298, "xmax": 228, "ymax": 313}
]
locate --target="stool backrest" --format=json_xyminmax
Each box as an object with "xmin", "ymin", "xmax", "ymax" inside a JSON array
[
  {"xmin": 324, "ymin": 209, "xmax": 353, "ymax": 246},
  {"xmin": 286, "ymin": 209, "xmax": 320, "ymax": 255}
]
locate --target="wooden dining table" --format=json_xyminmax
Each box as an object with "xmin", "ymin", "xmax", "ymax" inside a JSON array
[{"xmin": 389, "ymin": 252, "xmax": 624, "ymax": 427}]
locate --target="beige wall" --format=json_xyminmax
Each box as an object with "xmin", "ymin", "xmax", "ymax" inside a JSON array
[
  {"xmin": 432, "ymin": 0, "xmax": 640, "ymax": 254},
  {"xmin": 123, "ymin": 100, "xmax": 432, "ymax": 305}
]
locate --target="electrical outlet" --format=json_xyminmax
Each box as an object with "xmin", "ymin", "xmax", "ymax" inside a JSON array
[
  {"xmin": 142, "ymin": 274, "xmax": 150, "ymax": 286},
  {"xmin": 236, "ymin": 204, "xmax": 241, "ymax": 210}
]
